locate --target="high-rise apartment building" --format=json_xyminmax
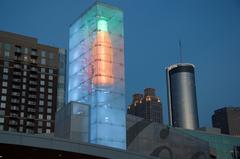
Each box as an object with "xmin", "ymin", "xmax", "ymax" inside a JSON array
[
  {"xmin": 212, "ymin": 107, "xmax": 240, "ymax": 136},
  {"xmin": 166, "ymin": 63, "xmax": 199, "ymax": 130},
  {"xmin": 128, "ymin": 88, "xmax": 163, "ymax": 123},
  {"xmin": 68, "ymin": 2, "xmax": 126, "ymax": 149},
  {"xmin": 0, "ymin": 31, "xmax": 65, "ymax": 134}
]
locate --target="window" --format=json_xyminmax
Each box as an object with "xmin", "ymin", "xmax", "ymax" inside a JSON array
[
  {"xmin": 0, "ymin": 125, "xmax": 3, "ymax": 130},
  {"xmin": 24, "ymin": 65, "xmax": 27, "ymax": 69},
  {"xmin": 40, "ymin": 93, "xmax": 44, "ymax": 99},
  {"xmin": 41, "ymin": 58, "xmax": 46, "ymax": 65},
  {"xmin": 48, "ymin": 75, "xmax": 53, "ymax": 80},
  {"xmin": 49, "ymin": 69, "xmax": 53, "ymax": 74},
  {"xmin": 39, "ymin": 100, "xmax": 44, "ymax": 106},
  {"xmin": 47, "ymin": 115, "xmax": 51, "ymax": 120},
  {"xmin": 3, "ymin": 68, "xmax": 8, "ymax": 73},
  {"xmin": 20, "ymin": 112, "xmax": 24, "ymax": 117},
  {"xmin": 38, "ymin": 128, "xmax": 42, "ymax": 133},
  {"xmin": 49, "ymin": 52, "xmax": 54, "ymax": 59},
  {"xmin": 40, "ymin": 80, "xmax": 45, "ymax": 86},
  {"xmin": 23, "ymin": 78, "xmax": 26, "ymax": 83},
  {"xmin": 31, "ymin": 49, "xmax": 37, "ymax": 56},
  {"xmin": 39, "ymin": 107, "xmax": 44, "ymax": 113},
  {"xmin": 38, "ymin": 114, "xmax": 43, "ymax": 119},
  {"xmin": 23, "ymin": 71, "xmax": 27, "ymax": 76},
  {"xmin": 22, "ymin": 84, "xmax": 26, "ymax": 90},
  {"xmin": 40, "ymin": 68, "xmax": 45, "ymax": 73},
  {"xmin": 2, "ymin": 89, "xmax": 7, "ymax": 94},
  {"xmin": 47, "ymin": 108, "xmax": 52, "ymax": 114},
  {"xmin": 46, "ymin": 129, "xmax": 51, "ymax": 134},
  {"xmin": 15, "ymin": 46, "xmax": 21, "ymax": 52},
  {"xmin": 19, "ymin": 127, "xmax": 23, "ymax": 132},
  {"xmin": 2, "ymin": 82, "xmax": 7, "ymax": 87},
  {"xmin": 41, "ymin": 74, "xmax": 45, "ymax": 79},
  {"xmin": 41, "ymin": 51, "xmax": 46, "ymax": 57},
  {"xmin": 0, "ymin": 103, "xmax": 6, "ymax": 109},
  {"xmin": 24, "ymin": 48, "xmax": 28, "ymax": 54},
  {"xmin": 4, "ymin": 51, "xmax": 10, "ymax": 57},
  {"xmin": 48, "ymin": 95, "xmax": 52, "ymax": 100},
  {"xmin": 46, "ymin": 122, "xmax": 51, "ymax": 127},
  {"xmin": 20, "ymin": 120, "xmax": 24, "ymax": 125},
  {"xmin": 48, "ymin": 101, "xmax": 52, "ymax": 107},
  {"xmin": 21, "ymin": 98, "xmax": 25, "ymax": 103},
  {"xmin": 1, "ymin": 96, "xmax": 6, "ymax": 101},
  {"xmin": 0, "ymin": 110, "xmax": 5, "ymax": 116},
  {"xmin": 3, "ymin": 74, "xmax": 8, "ymax": 80},
  {"xmin": 48, "ymin": 88, "xmax": 52, "ymax": 94},
  {"xmin": 38, "ymin": 121, "xmax": 43, "ymax": 127},
  {"xmin": 48, "ymin": 82, "xmax": 53, "ymax": 87},
  {"xmin": 40, "ymin": 87, "xmax": 45, "ymax": 93},
  {"xmin": 0, "ymin": 117, "xmax": 4, "ymax": 123},
  {"xmin": 22, "ymin": 91, "xmax": 26, "ymax": 96}
]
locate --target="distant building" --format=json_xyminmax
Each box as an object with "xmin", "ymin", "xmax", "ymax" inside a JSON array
[
  {"xmin": 166, "ymin": 63, "xmax": 199, "ymax": 130},
  {"xmin": 0, "ymin": 31, "xmax": 66, "ymax": 134},
  {"xmin": 212, "ymin": 107, "xmax": 240, "ymax": 136},
  {"xmin": 128, "ymin": 88, "xmax": 163, "ymax": 123}
]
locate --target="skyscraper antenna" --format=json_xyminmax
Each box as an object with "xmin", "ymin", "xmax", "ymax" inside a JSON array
[{"xmin": 179, "ymin": 40, "xmax": 183, "ymax": 63}]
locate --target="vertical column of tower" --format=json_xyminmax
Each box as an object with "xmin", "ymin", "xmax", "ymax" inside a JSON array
[{"xmin": 68, "ymin": 2, "xmax": 126, "ymax": 149}]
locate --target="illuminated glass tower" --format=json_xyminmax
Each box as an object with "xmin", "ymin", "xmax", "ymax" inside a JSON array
[{"xmin": 68, "ymin": 2, "xmax": 126, "ymax": 149}]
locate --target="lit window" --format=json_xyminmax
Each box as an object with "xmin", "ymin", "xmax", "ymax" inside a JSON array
[
  {"xmin": 23, "ymin": 78, "xmax": 26, "ymax": 83},
  {"xmin": 40, "ymin": 81, "xmax": 45, "ymax": 86},
  {"xmin": 3, "ymin": 74, "xmax": 8, "ymax": 80},
  {"xmin": 0, "ymin": 118, "xmax": 4, "ymax": 123},
  {"xmin": 49, "ymin": 69, "xmax": 53, "ymax": 74},
  {"xmin": 46, "ymin": 122, "xmax": 51, "ymax": 127},
  {"xmin": 21, "ymin": 98, "xmax": 25, "ymax": 103},
  {"xmin": 41, "ymin": 51, "xmax": 46, "ymax": 57},
  {"xmin": 47, "ymin": 115, "xmax": 51, "ymax": 120},
  {"xmin": 47, "ymin": 101, "xmax": 52, "ymax": 107},
  {"xmin": 0, "ymin": 103, "xmax": 6, "ymax": 108},
  {"xmin": 41, "ymin": 58, "xmax": 46, "ymax": 65},
  {"xmin": 20, "ymin": 112, "xmax": 24, "ymax": 117},
  {"xmin": 40, "ymin": 87, "xmax": 45, "ymax": 92},
  {"xmin": 48, "ymin": 88, "xmax": 52, "ymax": 94},
  {"xmin": 2, "ymin": 82, "xmax": 7, "ymax": 87},
  {"xmin": 39, "ymin": 100, "xmax": 44, "ymax": 106},
  {"xmin": 47, "ymin": 108, "xmax": 52, "ymax": 113},
  {"xmin": 22, "ymin": 84, "xmax": 26, "ymax": 90},
  {"xmin": 41, "ymin": 74, "xmax": 45, "ymax": 79},
  {"xmin": 48, "ymin": 75, "xmax": 53, "ymax": 80},
  {"xmin": 24, "ymin": 48, "xmax": 28, "ymax": 54},
  {"xmin": 38, "ymin": 114, "xmax": 43, "ymax": 119},
  {"xmin": 1, "ymin": 96, "xmax": 6, "ymax": 101},
  {"xmin": 23, "ymin": 71, "xmax": 27, "ymax": 76},
  {"xmin": 3, "ymin": 68, "xmax": 8, "ymax": 73},
  {"xmin": 2, "ymin": 89, "xmax": 7, "ymax": 94},
  {"xmin": 46, "ymin": 129, "xmax": 51, "ymax": 134},
  {"xmin": 41, "ymin": 68, "xmax": 45, "ymax": 73}
]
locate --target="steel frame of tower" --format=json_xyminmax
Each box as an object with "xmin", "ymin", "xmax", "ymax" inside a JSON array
[{"xmin": 68, "ymin": 2, "xmax": 126, "ymax": 149}]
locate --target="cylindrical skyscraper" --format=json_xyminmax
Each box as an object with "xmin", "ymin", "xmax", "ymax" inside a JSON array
[{"xmin": 166, "ymin": 63, "xmax": 199, "ymax": 130}]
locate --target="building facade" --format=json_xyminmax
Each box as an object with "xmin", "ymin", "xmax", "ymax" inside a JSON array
[
  {"xmin": 128, "ymin": 88, "xmax": 163, "ymax": 123},
  {"xmin": 0, "ymin": 31, "xmax": 65, "ymax": 134},
  {"xmin": 68, "ymin": 2, "xmax": 126, "ymax": 149},
  {"xmin": 166, "ymin": 63, "xmax": 199, "ymax": 130},
  {"xmin": 212, "ymin": 107, "xmax": 240, "ymax": 136}
]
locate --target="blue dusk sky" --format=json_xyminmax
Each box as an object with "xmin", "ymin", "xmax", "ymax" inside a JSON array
[{"xmin": 0, "ymin": 0, "xmax": 239, "ymax": 127}]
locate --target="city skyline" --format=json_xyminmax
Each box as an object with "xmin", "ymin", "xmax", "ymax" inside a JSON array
[{"xmin": 0, "ymin": 0, "xmax": 240, "ymax": 127}]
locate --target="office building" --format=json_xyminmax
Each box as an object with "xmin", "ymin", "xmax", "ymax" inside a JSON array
[
  {"xmin": 0, "ymin": 31, "xmax": 66, "ymax": 134},
  {"xmin": 166, "ymin": 63, "xmax": 199, "ymax": 130},
  {"xmin": 212, "ymin": 107, "xmax": 240, "ymax": 136},
  {"xmin": 68, "ymin": 2, "xmax": 126, "ymax": 149},
  {"xmin": 128, "ymin": 88, "xmax": 163, "ymax": 123}
]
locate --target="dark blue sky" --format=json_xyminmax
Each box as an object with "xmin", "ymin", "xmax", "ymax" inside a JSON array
[{"xmin": 0, "ymin": 0, "xmax": 240, "ymax": 127}]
